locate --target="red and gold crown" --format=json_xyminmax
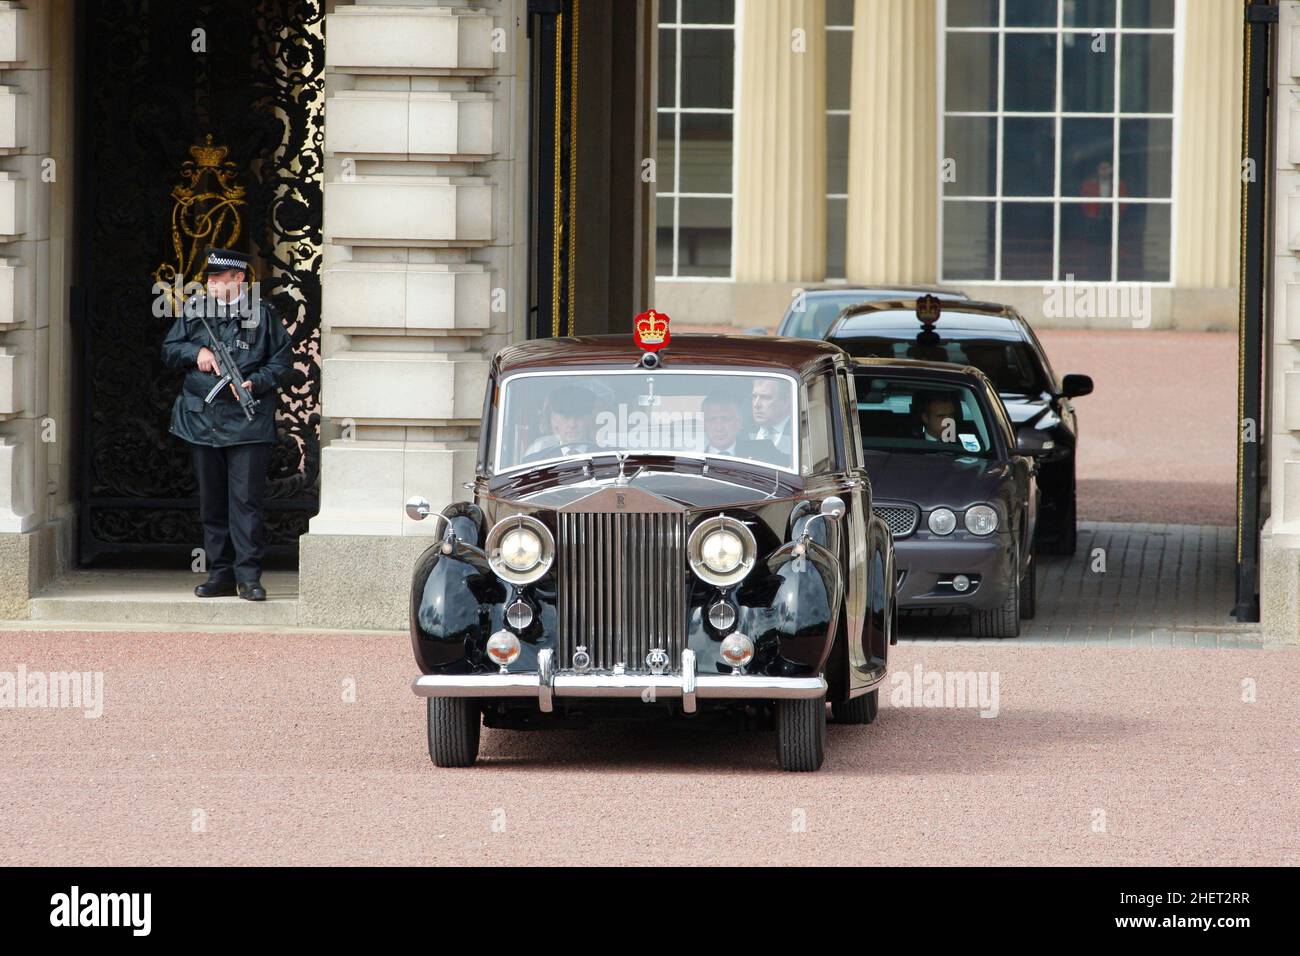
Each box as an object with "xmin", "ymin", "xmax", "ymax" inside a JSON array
[
  {"xmin": 634, "ymin": 309, "xmax": 670, "ymax": 351},
  {"xmin": 916, "ymin": 295, "xmax": 942, "ymax": 325}
]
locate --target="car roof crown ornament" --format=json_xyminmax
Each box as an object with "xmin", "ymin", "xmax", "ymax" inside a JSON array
[
  {"xmin": 916, "ymin": 295, "xmax": 942, "ymax": 326},
  {"xmin": 634, "ymin": 309, "xmax": 670, "ymax": 367}
]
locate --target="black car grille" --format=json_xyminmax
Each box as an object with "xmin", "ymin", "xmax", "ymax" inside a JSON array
[
  {"xmin": 874, "ymin": 504, "xmax": 919, "ymax": 539},
  {"xmin": 556, "ymin": 512, "xmax": 688, "ymax": 672}
]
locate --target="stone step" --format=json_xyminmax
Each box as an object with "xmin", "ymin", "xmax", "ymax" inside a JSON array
[{"xmin": 28, "ymin": 570, "xmax": 299, "ymax": 627}]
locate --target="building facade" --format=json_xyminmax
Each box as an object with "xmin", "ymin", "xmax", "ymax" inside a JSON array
[
  {"xmin": 655, "ymin": 0, "xmax": 1244, "ymax": 333},
  {"xmin": 0, "ymin": 0, "xmax": 1297, "ymax": 640}
]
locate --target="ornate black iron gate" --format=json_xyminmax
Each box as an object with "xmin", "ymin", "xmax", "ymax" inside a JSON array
[{"xmin": 74, "ymin": 0, "xmax": 323, "ymax": 563}]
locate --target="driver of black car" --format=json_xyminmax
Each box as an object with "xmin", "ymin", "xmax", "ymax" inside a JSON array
[
  {"xmin": 915, "ymin": 391, "xmax": 961, "ymax": 444},
  {"xmin": 523, "ymin": 385, "xmax": 601, "ymax": 462}
]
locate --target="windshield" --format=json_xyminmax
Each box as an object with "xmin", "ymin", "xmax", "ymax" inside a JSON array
[
  {"xmin": 837, "ymin": 330, "xmax": 1040, "ymax": 395},
  {"xmin": 493, "ymin": 371, "xmax": 800, "ymax": 474},
  {"xmin": 855, "ymin": 377, "xmax": 995, "ymax": 459}
]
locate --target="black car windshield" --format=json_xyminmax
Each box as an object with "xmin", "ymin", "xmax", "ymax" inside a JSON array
[
  {"xmin": 833, "ymin": 315, "xmax": 1049, "ymax": 395},
  {"xmin": 856, "ymin": 377, "xmax": 995, "ymax": 459},
  {"xmin": 493, "ymin": 371, "xmax": 799, "ymax": 474}
]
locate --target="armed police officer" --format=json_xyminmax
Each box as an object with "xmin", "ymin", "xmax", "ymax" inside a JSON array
[{"xmin": 161, "ymin": 247, "xmax": 292, "ymax": 601}]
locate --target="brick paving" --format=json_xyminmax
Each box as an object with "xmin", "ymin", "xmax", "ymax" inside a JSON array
[{"xmin": 901, "ymin": 521, "xmax": 1262, "ymax": 646}]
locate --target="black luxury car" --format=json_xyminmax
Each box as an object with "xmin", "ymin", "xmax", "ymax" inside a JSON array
[
  {"xmin": 827, "ymin": 298, "xmax": 1092, "ymax": 554},
  {"xmin": 774, "ymin": 285, "xmax": 970, "ymax": 339},
  {"xmin": 851, "ymin": 358, "xmax": 1038, "ymax": 639},
  {"xmin": 404, "ymin": 326, "xmax": 897, "ymax": 771}
]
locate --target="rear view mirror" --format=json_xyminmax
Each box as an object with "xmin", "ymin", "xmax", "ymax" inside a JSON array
[{"xmin": 1060, "ymin": 373, "xmax": 1093, "ymax": 399}]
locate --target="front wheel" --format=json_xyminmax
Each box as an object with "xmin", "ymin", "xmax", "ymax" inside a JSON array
[
  {"xmin": 776, "ymin": 694, "xmax": 827, "ymax": 771},
  {"xmin": 427, "ymin": 697, "xmax": 481, "ymax": 767},
  {"xmin": 1019, "ymin": 546, "xmax": 1037, "ymax": 620},
  {"xmin": 970, "ymin": 543, "xmax": 1021, "ymax": 639}
]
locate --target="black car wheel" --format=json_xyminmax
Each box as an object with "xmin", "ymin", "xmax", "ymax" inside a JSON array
[
  {"xmin": 831, "ymin": 689, "xmax": 879, "ymax": 725},
  {"xmin": 1019, "ymin": 545, "xmax": 1037, "ymax": 620},
  {"xmin": 776, "ymin": 694, "xmax": 827, "ymax": 771},
  {"xmin": 1039, "ymin": 477, "xmax": 1078, "ymax": 556},
  {"xmin": 970, "ymin": 543, "xmax": 1020, "ymax": 639},
  {"xmin": 427, "ymin": 697, "xmax": 481, "ymax": 767}
]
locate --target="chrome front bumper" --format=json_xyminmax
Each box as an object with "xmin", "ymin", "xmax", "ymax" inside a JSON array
[{"xmin": 410, "ymin": 649, "xmax": 826, "ymax": 714}]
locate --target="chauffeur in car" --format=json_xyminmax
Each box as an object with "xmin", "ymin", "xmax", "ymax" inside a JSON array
[{"xmin": 405, "ymin": 311, "xmax": 896, "ymax": 771}]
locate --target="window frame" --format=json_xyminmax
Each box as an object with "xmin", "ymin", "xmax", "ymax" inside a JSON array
[
  {"xmin": 936, "ymin": 0, "xmax": 1180, "ymax": 286},
  {"xmin": 656, "ymin": 1, "xmax": 740, "ymax": 282}
]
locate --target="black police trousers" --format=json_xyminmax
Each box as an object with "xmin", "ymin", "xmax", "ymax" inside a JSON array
[{"xmin": 191, "ymin": 442, "xmax": 273, "ymax": 584}]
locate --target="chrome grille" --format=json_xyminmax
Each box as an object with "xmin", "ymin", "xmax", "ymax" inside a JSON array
[
  {"xmin": 874, "ymin": 504, "xmax": 919, "ymax": 539},
  {"xmin": 557, "ymin": 511, "xmax": 687, "ymax": 672}
]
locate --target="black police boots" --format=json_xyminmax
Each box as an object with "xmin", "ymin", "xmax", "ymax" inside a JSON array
[
  {"xmin": 237, "ymin": 580, "xmax": 267, "ymax": 602},
  {"xmin": 194, "ymin": 577, "xmax": 236, "ymax": 598}
]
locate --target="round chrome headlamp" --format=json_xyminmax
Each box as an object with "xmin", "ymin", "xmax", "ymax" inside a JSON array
[
  {"xmin": 928, "ymin": 507, "xmax": 957, "ymax": 536},
  {"xmin": 964, "ymin": 504, "xmax": 998, "ymax": 536},
  {"xmin": 688, "ymin": 515, "xmax": 756, "ymax": 587},
  {"xmin": 485, "ymin": 514, "xmax": 555, "ymax": 585}
]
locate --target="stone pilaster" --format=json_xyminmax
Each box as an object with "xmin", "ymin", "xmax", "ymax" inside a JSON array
[
  {"xmin": 733, "ymin": 0, "xmax": 826, "ymax": 282},
  {"xmin": 843, "ymin": 0, "xmax": 937, "ymax": 284},
  {"xmin": 1174, "ymin": 0, "xmax": 1243, "ymax": 288},
  {"xmin": 299, "ymin": 0, "xmax": 528, "ymax": 628},
  {"xmin": 0, "ymin": 0, "xmax": 71, "ymax": 618},
  {"xmin": 1264, "ymin": 1, "xmax": 1300, "ymax": 641}
]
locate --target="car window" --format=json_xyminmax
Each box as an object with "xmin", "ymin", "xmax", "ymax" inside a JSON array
[
  {"xmin": 801, "ymin": 375, "xmax": 835, "ymax": 475},
  {"xmin": 781, "ymin": 295, "xmax": 861, "ymax": 339},
  {"xmin": 836, "ymin": 333, "xmax": 1048, "ymax": 395},
  {"xmin": 854, "ymin": 376, "xmax": 995, "ymax": 459},
  {"xmin": 493, "ymin": 370, "xmax": 800, "ymax": 474}
]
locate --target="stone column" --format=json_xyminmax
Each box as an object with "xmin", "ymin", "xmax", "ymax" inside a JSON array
[
  {"xmin": 843, "ymin": 0, "xmax": 938, "ymax": 284},
  {"xmin": 733, "ymin": 0, "xmax": 826, "ymax": 283},
  {"xmin": 300, "ymin": 0, "xmax": 528, "ymax": 628},
  {"xmin": 1263, "ymin": 1, "xmax": 1300, "ymax": 641},
  {"xmin": 0, "ymin": 0, "xmax": 69, "ymax": 618},
  {"xmin": 1173, "ymin": 1, "xmax": 1242, "ymax": 287}
]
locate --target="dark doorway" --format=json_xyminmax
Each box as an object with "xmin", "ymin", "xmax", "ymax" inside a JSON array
[{"xmin": 73, "ymin": 0, "xmax": 324, "ymax": 564}]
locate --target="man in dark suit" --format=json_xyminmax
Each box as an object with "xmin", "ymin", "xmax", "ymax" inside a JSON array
[
  {"xmin": 699, "ymin": 393, "xmax": 782, "ymax": 464},
  {"xmin": 522, "ymin": 385, "xmax": 600, "ymax": 463}
]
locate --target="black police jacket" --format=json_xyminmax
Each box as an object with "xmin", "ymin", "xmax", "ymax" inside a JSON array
[{"xmin": 160, "ymin": 295, "xmax": 293, "ymax": 446}]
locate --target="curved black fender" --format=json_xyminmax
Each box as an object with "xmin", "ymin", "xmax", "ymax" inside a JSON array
[
  {"xmin": 738, "ymin": 537, "xmax": 843, "ymax": 675},
  {"xmin": 863, "ymin": 513, "xmax": 895, "ymax": 670},
  {"xmin": 409, "ymin": 503, "xmax": 506, "ymax": 673}
]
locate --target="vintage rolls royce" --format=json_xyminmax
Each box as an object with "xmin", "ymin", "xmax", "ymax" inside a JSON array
[{"xmin": 405, "ymin": 327, "xmax": 896, "ymax": 771}]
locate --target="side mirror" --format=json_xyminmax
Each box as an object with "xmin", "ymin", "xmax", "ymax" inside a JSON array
[
  {"xmin": 405, "ymin": 495, "xmax": 431, "ymax": 521},
  {"xmin": 820, "ymin": 495, "xmax": 846, "ymax": 519},
  {"xmin": 1060, "ymin": 373, "xmax": 1093, "ymax": 399},
  {"xmin": 1015, "ymin": 430, "xmax": 1055, "ymax": 457}
]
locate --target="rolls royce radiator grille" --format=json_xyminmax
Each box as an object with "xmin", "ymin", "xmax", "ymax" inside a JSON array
[
  {"xmin": 556, "ymin": 512, "xmax": 688, "ymax": 672},
  {"xmin": 874, "ymin": 504, "xmax": 919, "ymax": 539}
]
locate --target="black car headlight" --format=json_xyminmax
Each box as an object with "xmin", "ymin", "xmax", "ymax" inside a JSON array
[
  {"xmin": 485, "ymin": 514, "xmax": 555, "ymax": 585},
  {"xmin": 688, "ymin": 516, "xmax": 756, "ymax": 587},
  {"xmin": 964, "ymin": 504, "xmax": 999, "ymax": 536}
]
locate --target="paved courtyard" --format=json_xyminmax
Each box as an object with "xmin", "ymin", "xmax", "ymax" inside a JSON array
[{"xmin": 904, "ymin": 521, "xmax": 1255, "ymax": 645}]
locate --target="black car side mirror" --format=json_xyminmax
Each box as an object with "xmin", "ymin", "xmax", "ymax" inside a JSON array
[
  {"xmin": 1060, "ymin": 373, "xmax": 1093, "ymax": 399},
  {"xmin": 1015, "ymin": 430, "xmax": 1055, "ymax": 458}
]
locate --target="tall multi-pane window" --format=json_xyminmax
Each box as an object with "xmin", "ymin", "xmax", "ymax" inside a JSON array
[
  {"xmin": 656, "ymin": 0, "xmax": 736, "ymax": 278},
  {"xmin": 825, "ymin": 0, "xmax": 854, "ymax": 279},
  {"xmin": 942, "ymin": 0, "xmax": 1176, "ymax": 282}
]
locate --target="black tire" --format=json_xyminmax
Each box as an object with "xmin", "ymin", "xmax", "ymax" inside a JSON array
[
  {"xmin": 427, "ymin": 697, "xmax": 481, "ymax": 767},
  {"xmin": 1040, "ymin": 492, "xmax": 1078, "ymax": 555},
  {"xmin": 970, "ymin": 543, "xmax": 1020, "ymax": 639},
  {"xmin": 1019, "ymin": 546, "xmax": 1037, "ymax": 620},
  {"xmin": 831, "ymin": 689, "xmax": 879, "ymax": 725},
  {"xmin": 776, "ymin": 694, "xmax": 827, "ymax": 771}
]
